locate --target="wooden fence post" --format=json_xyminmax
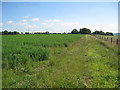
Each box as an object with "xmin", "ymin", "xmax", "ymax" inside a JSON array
[
  {"xmin": 104, "ymin": 37, "xmax": 106, "ymax": 41},
  {"xmin": 107, "ymin": 37, "xmax": 109, "ymax": 41},
  {"xmin": 105, "ymin": 37, "xmax": 106, "ymax": 41},
  {"xmin": 111, "ymin": 38, "xmax": 112, "ymax": 43},
  {"xmin": 116, "ymin": 39, "xmax": 119, "ymax": 44}
]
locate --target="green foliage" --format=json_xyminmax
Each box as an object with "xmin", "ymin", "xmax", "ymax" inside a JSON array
[
  {"xmin": 92, "ymin": 30, "xmax": 100, "ymax": 34},
  {"xmin": 106, "ymin": 32, "xmax": 113, "ymax": 36},
  {"xmin": 79, "ymin": 28, "xmax": 91, "ymax": 34},
  {"xmin": 92, "ymin": 30, "xmax": 113, "ymax": 35},
  {"xmin": 2, "ymin": 30, "xmax": 19, "ymax": 35},
  {"xmin": 2, "ymin": 34, "xmax": 118, "ymax": 88},
  {"xmin": 25, "ymin": 32, "xmax": 29, "ymax": 34},
  {"xmin": 2, "ymin": 34, "xmax": 82, "ymax": 69},
  {"xmin": 71, "ymin": 29, "xmax": 79, "ymax": 34}
]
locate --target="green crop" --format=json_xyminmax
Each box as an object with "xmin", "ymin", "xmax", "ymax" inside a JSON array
[{"xmin": 2, "ymin": 34, "xmax": 83, "ymax": 69}]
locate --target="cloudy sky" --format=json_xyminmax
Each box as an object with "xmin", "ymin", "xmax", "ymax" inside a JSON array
[{"xmin": 2, "ymin": 2, "xmax": 118, "ymax": 33}]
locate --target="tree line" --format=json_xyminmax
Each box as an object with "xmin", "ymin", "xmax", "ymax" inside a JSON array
[
  {"xmin": 1, "ymin": 28, "xmax": 113, "ymax": 36},
  {"xmin": 1, "ymin": 30, "xmax": 67, "ymax": 35},
  {"xmin": 71, "ymin": 28, "xmax": 113, "ymax": 36}
]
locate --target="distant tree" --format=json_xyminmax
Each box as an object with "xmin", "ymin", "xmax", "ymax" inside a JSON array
[
  {"xmin": 57, "ymin": 33, "xmax": 62, "ymax": 34},
  {"xmin": 99, "ymin": 31, "xmax": 105, "ymax": 35},
  {"xmin": 45, "ymin": 31, "xmax": 49, "ymax": 34},
  {"xmin": 63, "ymin": 32, "xmax": 66, "ymax": 34},
  {"xmin": 92, "ymin": 30, "xmax": 100, "ymax": 35},
  {"xmin": 21, "ymin": 32, "xmax": 24, "ymax": 34},
  {"xmin": 25, "ymin": 32, "xmax": 29, "ymax": 34},
  {"xmin": 79, "ymin": 28, "xmax": 91, "ymax": 34},
  {"xmin": 92, "ymin": 30, "xmax": 106, "ymax": 35},
  {"xmin": 13, "ymin": 31, "xmax": 19, "ymax": 35},
  {"xmin": 34, "ymin": 32, "xmax": 37, "ymax": 34},
  {"xmin": 71, "ymin": 29, "xmax": 79, "ymax": 34},
  {"xmin": 35, "ymin": 32, "xmax": 42, "ymax": 34},
  {"xmin": 2, "ymin": 30, "xmax": 20, "ymax": 35},
  {"xmin": 8, "ymin": 31, "xmax": 13, "ymax": 35},
  {"xmin": 3, "ymin": 30, "xmax": 8, "ymax": 35},
  {"xmin": 106, "ymin": 32, "xmax": 113, "ymax": 36}
]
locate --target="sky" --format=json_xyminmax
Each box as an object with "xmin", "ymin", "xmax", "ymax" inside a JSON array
[{"xmin": 1, "ymin": 2, "xmax": 118, "ymax": 33}]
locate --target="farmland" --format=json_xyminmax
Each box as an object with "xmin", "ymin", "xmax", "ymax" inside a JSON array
[{"xmin": 2, "ymin": 34, "xmax": 119, "ymax": 88}]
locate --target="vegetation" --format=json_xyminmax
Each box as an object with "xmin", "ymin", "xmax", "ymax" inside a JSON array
[
  {"xmin": 79, "ymin": 28, "xmax": 91, "ymax": 34},
  {"xmin": 2, "ymin": 34, "xmax": 83, "ymax": 69},
  {"xmin": 71, "ymin": 28, "xmax": 91, "ymax": 34},
  {"xmin": 71, "ymin": 29, "xmax": 79, "ymax": 34},
  {"xmin": 2, "ymin": 30, "xmax": 19, "ymax": 35},
  {"xmin": 106, "ymin": 32, "xmax": 114, "ymax": 36},
  {"xmin": 92, "ymin": 30, "xmax": 113, "ymax": 36},
  {"xmin": 2, "ymin": 34, "xmax": 118, "ymax": 88},
  {"xmin": 2, "ymin": 29, "xmax": 114, "ymax": 36}
]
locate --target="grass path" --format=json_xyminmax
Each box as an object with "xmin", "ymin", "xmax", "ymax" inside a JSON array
[{"xmin": 8, "ymin": 35, "xmax": 118, "ymax": 88}]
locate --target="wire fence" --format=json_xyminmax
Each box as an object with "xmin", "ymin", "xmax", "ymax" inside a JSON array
[{"xmin": 93, "ymin": 35, "xmax": 120, "ymax": 45}]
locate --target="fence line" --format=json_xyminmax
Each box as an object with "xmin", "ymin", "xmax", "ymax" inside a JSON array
[{"xmin": 93, "ymin": 35, "xmax": 120, "ymax": 45}]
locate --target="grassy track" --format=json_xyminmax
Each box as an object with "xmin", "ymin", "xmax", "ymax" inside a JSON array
[{"xmin": 3, "ymin": 35, "xmax": 118, "ymax": 88}]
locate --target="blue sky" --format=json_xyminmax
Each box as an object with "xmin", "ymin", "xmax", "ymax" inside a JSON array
[{"xmin": 2, "ymin": 2, "xmax": 118, "ymax": 33}]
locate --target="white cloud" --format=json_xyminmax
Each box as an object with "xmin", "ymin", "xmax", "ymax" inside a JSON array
[
  {"xmin": 22, "ymin": 19, "xmax": 27, "ymax": 22},
  {"xmin": 0, "ymin": 23, "xmax": 3, "ymax": 26},
  {"xmin": 52, "ymin": 19, "xmax": 61, "ymax": 22},
  {"xmin": 42, "ymin": 23, "xmax": 47, "ymax": 25},
  {"xmin": 33, "ymin": 25, "xmax": 38, "ymax": 28},
  {"xmin": 79, "ymin": 24, "xmax": 118, "ymax": 33},
  {"xmin": 61, "ymin": 22, "xmax": 80, "ymax": 31},
  {"xmin": 16, "ymin": 22, "xmax": 28, "ymax": 25},
  {"xmin": 20, "ymin": 22, "xmax": 28, "ymax": 25},
  {"xmin": 32, "ymin": 18, "xmax": 40, "ymax": 21},
  {"xmin": 26, "ymin": 25, "xmax": 38, "ymax": 28},
  {"xmin": 45, "ymin": 19, "xmax": 61, "ymax": 23},
  {"xmin": 7, "ymin": 21, "xmax": 13, "ymax": 24},
  {"xmin": 62, "ymin": 22, "xmax": 80, "ymax": 27},
  {"xmin": 23, "ymin": 16, "xmax": 29, "ymax": 19}
]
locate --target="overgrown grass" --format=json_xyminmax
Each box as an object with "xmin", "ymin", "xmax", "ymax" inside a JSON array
[
  {"xmin": 2, "ymin": 34, "xmax": 118, "ymax": 88},
  {"xmin": 86, "ymin": 35, "xmax": 118, "ymax": 88},
  {"xmin": 2, "ymin": 34, "xmax": 83, "ymax": 69}
]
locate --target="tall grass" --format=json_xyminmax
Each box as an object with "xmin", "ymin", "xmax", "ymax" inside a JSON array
[{"xmin": 2, "ymin": 34, "xmax": 83, "ymax": 69}]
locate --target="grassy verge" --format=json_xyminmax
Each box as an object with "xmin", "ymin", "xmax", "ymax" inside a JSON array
[{"xmin": 2, "ymin": 35, "xmax": 118, "ymax": 88}]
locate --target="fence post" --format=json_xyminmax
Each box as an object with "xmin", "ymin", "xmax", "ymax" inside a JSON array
[
  {"xmin": 116, "ymin": 39, "xmax": 118, "ymax": 44},
  {"xmin": 107, "ymin": 37, "xmax": 109, "ymax": 41},
  {"xmin": 111, "ymin": 38, "xmax": 112, "ymax": 43},
  {"xmin": 104, "ymin": 37, "xmax": 106, "ymax": 41}
]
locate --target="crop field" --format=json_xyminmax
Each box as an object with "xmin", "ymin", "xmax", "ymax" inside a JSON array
[
  {"xmin": 2, "ymin": 34, "xmax": 83, "ymax": 69},
  {"xmin": 2, "ymin": 34, "xmax": 119, "ymax": 88}
]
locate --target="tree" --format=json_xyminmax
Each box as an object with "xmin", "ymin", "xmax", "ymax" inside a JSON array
[
  {"xmin": 2, "ymin": 30, "xmax": 8, "ymax": 35},
  {"xmin": 79, "ymin": 28, "xmax": 91, "ymax": 34},
  {"xmin": 13, "ymin": 31, "xmax": 19, "ymax": 35},
  {"xmin": 92, "ymin": 30, "xmax": 106, "ymax": 35},
  {"xmin": 45, "ymin": 31, "xmax": 49, "ymax": 34},
  {"xmin": 25, "ymin": 32, "xmax": 29, "ymax": 34},
  {"xmin": 8, "ymin": 31, "xmax": 13, "ymax": 35},
  {"xmin": 106, "ymin": 32, "xmax": 113, "ymax": 36},
  {"xmin": 99, "ymin": 31, "xmax": 105, "ymax": 35},
  {"xmin": 71, "ymin": 29, "xmax": 79, "ymax": 34},
  {"xmin": 21, "ymin": 32, "xmax": 24, "ymax": 34},
  {"xmin": 92, "ymin": 31, "xmax": 100, "ymax": 35}
]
